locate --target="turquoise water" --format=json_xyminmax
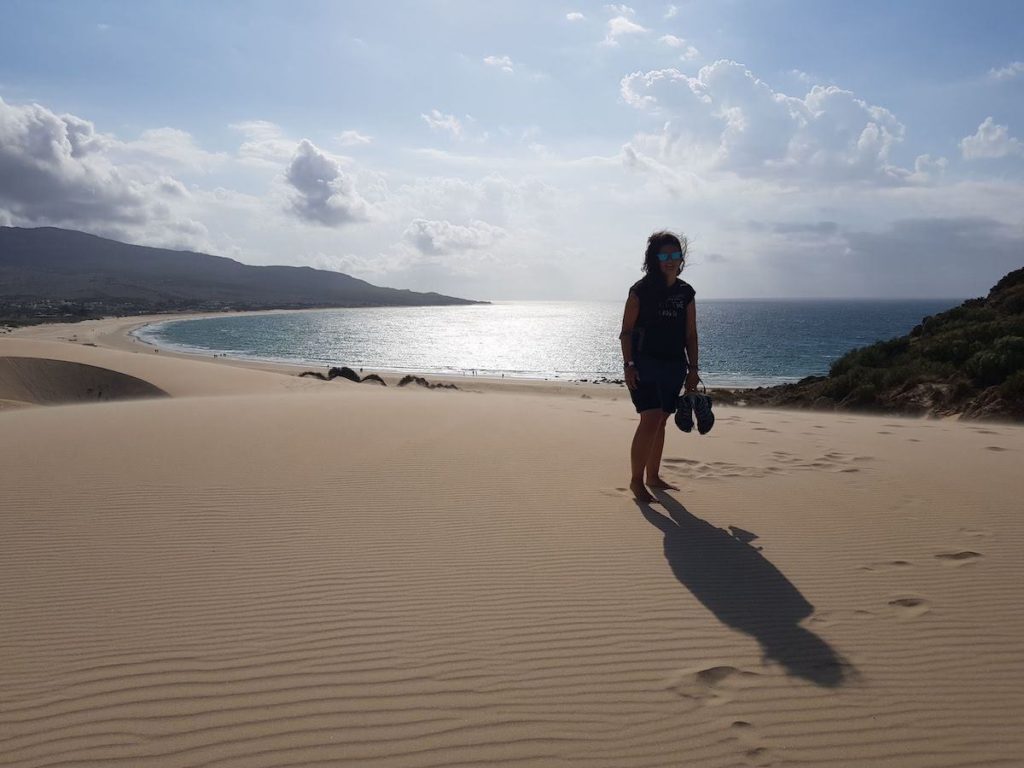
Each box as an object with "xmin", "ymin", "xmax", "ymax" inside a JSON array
[{"xmin": 135, "ymin": 299, "xmax": 963, "ymax": 388}]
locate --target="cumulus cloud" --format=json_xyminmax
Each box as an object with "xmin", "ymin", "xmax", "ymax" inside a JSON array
[
  {"xmin": 989, "ymin": 61, "xmax": 1024, "ymax": 81},
  {"xmin": 483, "ymin": 55, "xmax": 514, "ymax": 74},
  {"xmin": 910, "ymin": 154, "xmax": 948, "ymax": 182},
  {"xmin": 337, "ymin": 130, "xmax": 372, "ymax": 146},
  {"xmin": 231, "ymin": 120, "xmax": 298, "ymax": 165},
  {"xmin": 403, "ymin": 218, "xmax": 506, "ymax": 255},
  {"xmin": 960, "ymin": 117, "xmax": 1023, "ymax": 160},
  {"xmin": 603, "ymin": 5, "xmax": 648, "ymax": 46},
  {"xmin": 421, "ymin": 109, "xmax": 463, "ymax": 139},
  {"xmin": 157, "ymin": 176, "xmax": 190, "ymax": 197},
  {"xmin": 620, "ymin": 60, "xmax": 909, "ymax": 184},
  {"xmin": 284, "ymin": 139, "xmax": 370, "ymax": 226},
  {"xmin": 0, "ymin": 95, "xmax": 171, "ymax": 228},
  {"xmin": 665, "ymin": 4, "xmax": 678, "ymax": 19},
  {"xmin": 117, "ymin": 126, "xmax": 227, "ymax": 174},
  {"xmin": 566, "ymin": 11, "xmax": 584, "ymax": 21},
  {"xmin": 659, "ymin": 34, "xmax": 699, "ymax": 60}
]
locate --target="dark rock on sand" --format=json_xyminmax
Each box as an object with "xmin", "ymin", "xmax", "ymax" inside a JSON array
[
  {"xmin": 328, "ymin": 366, "xmax": 362, "ymax": 382},
  {"xmin": 397, "ymin": 374, "xmax": 459, "ymax": 390},
  {"xmin": 299, "ymin": 366, "xmax": 381, "ymax": 384}
]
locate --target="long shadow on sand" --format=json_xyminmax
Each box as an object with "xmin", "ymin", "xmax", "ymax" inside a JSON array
[{"xmin": 641, "ymin": 492, "xmax": 853, "ymax": 687}]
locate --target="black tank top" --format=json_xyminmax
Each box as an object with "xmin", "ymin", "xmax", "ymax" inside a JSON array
[{"xmin": 630, "ymin": 278, "xmax": 695, "ymax": 361}]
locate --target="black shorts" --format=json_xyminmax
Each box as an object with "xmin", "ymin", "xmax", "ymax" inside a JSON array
[{"xmin": 629, "ymin": 355, "xmax": 688, "ymax": 414}]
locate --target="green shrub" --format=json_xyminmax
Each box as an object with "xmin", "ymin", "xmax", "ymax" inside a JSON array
[
  {"xmin": 991, "ymin": 284, "xmax": 1024, "ymax": 314},
  {"xmin": 821, "ymin": 373, "xmax": 854, "ymax": 400},
  {"xmin": 991, "ymin": 267, "xmax": 1024, "ymax": 295},
  {"xmin": 931, "ymin": 305, "xmax": 998, "ymax": 330},
  {"xmin": 830, "ymin": 337, "xmax": 909, "ymax": 376},
  {"xmin": 966, "ymin": 351, "xmax": 1003, "ymax": 385},
  {"xmin": 999, "ymin": 370, "xmax": 1024, "ymax": 400},
  {"xmin": 994, "ymin": 335, "xmax": 1024, "ymax": 373},
  {"xmin": 965, "ymin": 338, "xmax": 1024, "ymax": 385},
  {"xmin": 880, "ymin": 361, "xmax": 952, "ymax": 389},
  {"xmin": 919, "ymin": 331, "xmax": 975, "ymax": 366},
  {"xmin": 844, "ymin": 383, "xmax": 879, "ymax": 408},
  {"xmin": 811, "ymin": 267, "xmax": 1024, "ymax": 418}
]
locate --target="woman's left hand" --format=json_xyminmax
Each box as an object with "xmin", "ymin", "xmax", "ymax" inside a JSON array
[{"xmin": 685, "ymin": 369, "xmax": 700, "ymax": 393}]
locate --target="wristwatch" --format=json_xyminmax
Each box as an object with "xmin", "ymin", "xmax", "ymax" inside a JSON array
[{"xmin": 624, "ymin": 361, "xmax": 636, "ymax": 369}]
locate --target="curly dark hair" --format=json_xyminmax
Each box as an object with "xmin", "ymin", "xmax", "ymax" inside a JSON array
[{"xmin": 640, "ymin": 230, "xmax": 688, "ymax": 291}]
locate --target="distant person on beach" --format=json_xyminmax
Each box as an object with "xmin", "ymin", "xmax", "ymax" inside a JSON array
[{"xmin": 619, "ymin": 231, "xmax": 699, "ymax": 503}]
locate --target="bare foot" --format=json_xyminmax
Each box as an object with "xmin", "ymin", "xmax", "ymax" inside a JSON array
[
  {"xmin": 646, "ymin": 476, "xmax": 678, "ymax": 490},
  {"xmin": 630, "ymin": 479, "xmax": 657, "ymax": 503}
]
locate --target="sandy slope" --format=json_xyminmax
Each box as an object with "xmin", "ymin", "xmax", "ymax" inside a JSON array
[{"xmin": 1, "ymin": 322, "xmax": 1023, "ymax": 767}]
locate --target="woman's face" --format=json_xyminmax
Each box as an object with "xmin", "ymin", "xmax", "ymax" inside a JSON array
[{"xmin": 657, "ymin": 242, "xmax": 683, "ymax": 279}]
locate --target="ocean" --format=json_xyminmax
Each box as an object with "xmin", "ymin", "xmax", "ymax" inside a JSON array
[{"xmin": 134, "ymin": 299, "xmax": 964, "ymax": 388}]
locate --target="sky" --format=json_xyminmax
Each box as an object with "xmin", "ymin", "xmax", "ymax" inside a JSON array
[{"xmin": 0, "ymin": 0, "xmax": 1022, "ymax": 301}]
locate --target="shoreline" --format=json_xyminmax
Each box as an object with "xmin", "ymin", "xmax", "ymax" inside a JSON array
[
  {"xmin": 7, "ymin": 312, "xmax": 633, "ymax": 400},
  {"xmin": 14, "ymin": 309, "xmax": 804, "ymax": 392}
]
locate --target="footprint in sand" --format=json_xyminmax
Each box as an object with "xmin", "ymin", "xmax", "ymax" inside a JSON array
[
  {"xmin": 935, "ymin": 551, "xmax": 982, "ymax": 566},
  {"xmin": 863, "ymin": 560, "xmax": 914, "ymax": 571},
  {"xmin": 727, "ymin": 720, "xmax": 775, "ymax": 767},
  {"xmin": 889, "ymin": 597, "xmax": 930, "ymax": 618},
  {"xmin": 668, "ymin": 665, "xmax": 761, "ymax": 704},
  {"xmin": 960, "ymin": 528, "xmax": 993, "ymax": 539},
  {"xmin": 808, "ymin": 611, "xmax": 840, "ymax": 629},
  {"xmin": 601, "ymin": 488, "xmax": 631, "ymax": 499}
]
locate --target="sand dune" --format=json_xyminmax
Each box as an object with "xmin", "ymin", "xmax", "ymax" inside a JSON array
[
  {"xmin": 2, "ymin": 322, "xmax": 1023, "ymax": 767},
  {"xmin": 0, "ymin": 356, "xmax": 169, "ymax": 406}
]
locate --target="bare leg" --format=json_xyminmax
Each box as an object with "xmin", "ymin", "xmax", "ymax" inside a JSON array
[
  {"xmin": 630, "ymin": 410, "xmax": 663, "ymax": 503},
  {"xmin": 645, "ymin": 416, "xmax": 679, "ymax": 489}
]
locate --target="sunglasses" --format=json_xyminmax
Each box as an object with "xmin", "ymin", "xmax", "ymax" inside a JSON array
[{"xmin": 657, "ymin": 252, "xmax": 684, "ymax": 262}]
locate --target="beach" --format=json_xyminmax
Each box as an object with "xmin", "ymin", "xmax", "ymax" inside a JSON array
[{"xmin": 2, "ymin": 315, "xmax": 1023, "ymax": 767}]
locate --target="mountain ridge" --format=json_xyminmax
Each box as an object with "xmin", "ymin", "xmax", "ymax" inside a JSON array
[{"xmin": 0, "ymin": 226, "xmax": 484, "ymax": 325}]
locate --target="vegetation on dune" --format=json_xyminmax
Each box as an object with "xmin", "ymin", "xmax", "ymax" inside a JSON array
[{"xmin": 716, "ymin": 267, "xmax": 1024, "ymax": 421}]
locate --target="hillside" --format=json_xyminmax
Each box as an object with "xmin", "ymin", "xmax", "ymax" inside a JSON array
[
  {"xmin": 715, "ymin": 267, "xmax": 1024, "ymax": 421},
  {"xmin": 0, "ymin": 226, "xmax": 484, "ymax": 325}
]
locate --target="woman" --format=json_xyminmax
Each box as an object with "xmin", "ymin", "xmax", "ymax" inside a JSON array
[{"xmin": 619, "ymin": 230, "xmax": 699, "ymax": 503}]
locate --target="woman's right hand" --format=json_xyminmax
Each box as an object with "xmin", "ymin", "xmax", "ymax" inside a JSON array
[{"xmin": 625, "ymin": 366, "xmax": 640, "ymax": 391}]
